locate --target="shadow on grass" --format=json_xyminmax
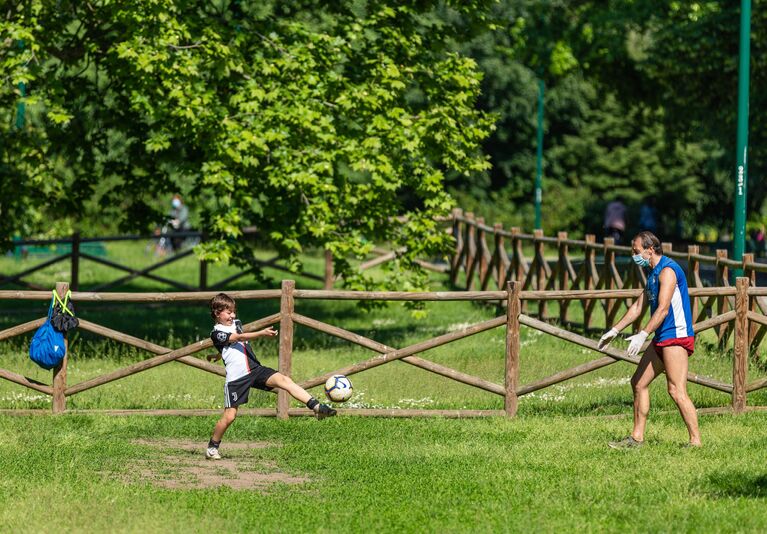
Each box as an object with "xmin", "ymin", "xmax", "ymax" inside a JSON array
[{"xmin": 700, "ymin": 471, "xmax": 767, "ymax": 499}]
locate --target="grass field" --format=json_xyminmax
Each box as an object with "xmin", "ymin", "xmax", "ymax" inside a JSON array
[{"xmin": 3, "ymin": 242, "xmax": 767, "ymax": 532}]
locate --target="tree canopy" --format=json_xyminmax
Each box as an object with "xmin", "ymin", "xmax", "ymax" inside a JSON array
[{"xmin": 1, "ymin": 0, "xmax": 493, "ymax": 290}]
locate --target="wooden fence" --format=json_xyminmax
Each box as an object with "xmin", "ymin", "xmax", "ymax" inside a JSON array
[
  {"xmin": 0, "ymin": 279, "xmax": 764, "ymax": 417},
  {"xmin": 446, "ymin": 209, "xmax": 767, "ymax": 354}
]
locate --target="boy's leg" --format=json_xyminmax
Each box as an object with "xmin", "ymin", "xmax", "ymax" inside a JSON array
[
  {"xmin": 265, "ymin": 373, "xmax": 337, "ymax": 419},
  {"xmin": 207, "ymin": 407, "xmax": 238, "ymax": 459},
  {"xmin": 212, "ymin": 407, "xmax": 238, "ymax": 442}
]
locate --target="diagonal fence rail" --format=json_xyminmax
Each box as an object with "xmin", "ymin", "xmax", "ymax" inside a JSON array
[{"xmin": 0, "ymin": 279, "xmax": 764, "ymax": 417}]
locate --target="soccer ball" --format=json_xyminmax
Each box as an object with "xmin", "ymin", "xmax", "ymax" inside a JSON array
[{"xmin": 324, "ymin": 374, "xmax": 353, "ymax": 403}]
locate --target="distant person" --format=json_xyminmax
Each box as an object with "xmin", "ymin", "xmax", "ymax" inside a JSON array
[
  {"xmin": 168, "ymin": 194, "xmax": 190, "ymax": 252},
  {"xmin": 205, "ymin": 293, "xmax": 336, "ymax": 460},
  {"xmin": 598, "ymin": 231, "xmax": 700, "ymax": 449},
  {"xmin": 639, "ymin": 196, "xmax": 658, "ymax": 234},
  {"xmin": 604, "ymin": 198, "xmax": 627, "ymax": 244}
]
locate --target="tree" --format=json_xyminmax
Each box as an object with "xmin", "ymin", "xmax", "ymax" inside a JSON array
[{"xmin": 0, "ymin": 0, "xmax": 494, "ymax": 290}]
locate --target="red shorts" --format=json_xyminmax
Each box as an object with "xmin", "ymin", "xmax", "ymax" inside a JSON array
[{"xmin": 652, "ymin": 336, "xmax": 695, "ymax": 356}]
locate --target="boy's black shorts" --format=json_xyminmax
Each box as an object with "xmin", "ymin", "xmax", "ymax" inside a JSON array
[{"xmin": 224, "ymin": 366, "xmax": 278, "ymax": 408}]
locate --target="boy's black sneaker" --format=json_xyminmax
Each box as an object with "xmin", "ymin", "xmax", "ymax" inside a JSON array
[{"xmin": 315, "ymin": 404, "xmax": 337, "ymax": 420}]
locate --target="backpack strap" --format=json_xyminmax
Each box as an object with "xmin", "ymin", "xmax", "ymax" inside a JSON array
[{"xmin": 52, "ymin": 289, "xmax": 75, "ymax": 317}]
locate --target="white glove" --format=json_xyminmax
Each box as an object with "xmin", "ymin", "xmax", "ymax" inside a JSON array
[
  {"xmin": 626, "ymin": 331, "xmax": 649, "ymax": 357},
  {"xmin": 598, "ymin": 328, "xmax": 619, "ymax": 350}
]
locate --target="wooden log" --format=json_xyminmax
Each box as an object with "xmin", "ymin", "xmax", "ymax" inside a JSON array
[
  {"xmin": 0, "ymin": 317, "xmax": 46, "ymax": 342},
  {"xmin": 603, "ymin": 237, "xmax": 618, "ymax": 325},
  {"xmin": 291, "ymin": 313, "xmax": 504, "ymax": 395},
  {"xmin": 292, "ymin": 290, "xmax": 508, "ymax": 301},
  {"xmin": 517, "ymin": 356, "xmax": 618, "ymax": 396},
  {"xmin": 27, "ymin": 408, "xmax": 505, "ymax": 418},
  {"xmin": 743, "ymin": 253, "xmax": 761, "ymax": 356},
  {"xmin": 583, "ymin": 234, "xmax": 598, "ymax": 330},
  {"xmin": 693, "ymin": 311, "xmax": 736, "ymax": 333},
  {"xmin": 0, "ymin": 289, "xmax": 283, "ymax": 302},
  {"xmin": 449, "ymin": 208, "xmax": 465, "ymax": 285},
  {"xmin": 299, "ymin": 315, "xmax": 507, "ymax": 390},
  {"xmin": 687, "ymin": 245, "xmax": 700, "ymax": 321},
  {"xmin": 65, "ymin": 313, "xmax": 280, "ymax": 395},
  {"xmin": 534, "ymin": 229, "xmax": 549, "ymax": 320},
  {"xmin": 278, "ymin": 280, "xmax": 295, "ymax": 419},
  {"xmin": 493, "ymin": 223, "xmax": 506, "ymax": 290},
  {"xmin": 476, "ymin": 218, "xmax": 492, "ymax": 287},
  {"xmin": 52, "ymin": 282, "xmax": 69, "ymax": 414},
  {"xmin": 0, "ymin": 368, "xmax": 53, "ymax": 395},
  {"xmin": 733, "ymin": 277, "xmax": 749, "ymax": 413},
  {"xmin": 86, "ymin": 249, "xmax": 196, "ymax": 291},
  {"xmin": 747, "ymin": 311, "xmax": 767, "ymax": 328},
  {"xmin": 359, "ymin": 251, "xmax": 396, "ymax": 271},
  {"xmin": 464, "ymin": 214, "xmax": 478, "ymax": 290},
  {"xmin": 0, "ymin": 254, "xmax": 69, "ymax": 289},
  {"xmin": 557, "ymin": 232, "xmax": 571, "ymax": 323},
  {"xmin": 518, "ymin": 314, "xmax": 733, "ymax": 393},
  {"xmin": 505, "ymin": 281, "xmax": 521, "ymax": 416},
  {"xmin": 716, "ymin": 249, "xmax": 732, "ymax": 347},
  {"xmin": 76, "ymin": 319, "xmax": 225, "ymax": 377}
]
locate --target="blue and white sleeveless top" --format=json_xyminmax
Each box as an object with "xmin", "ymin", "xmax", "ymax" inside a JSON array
[{"xmin": 645, "ymin": 256, "xmax": 694, "ymax": 342}]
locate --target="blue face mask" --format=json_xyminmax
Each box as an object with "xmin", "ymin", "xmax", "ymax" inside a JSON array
[{"xmin": 632, "ymin": 252, "xmax": 650, "ymax": 268}]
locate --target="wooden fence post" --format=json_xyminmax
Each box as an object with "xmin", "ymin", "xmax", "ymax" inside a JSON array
[
  {"xmin": 733, "ymin": 277, "xmax": 749, "ymax": 413},
  {"xmin": 603, "ymin": 237, "xmax": 617, "ymax": 326},
  {"xmin": 449, "ymin": 208, "xmax": 464, "ymax": 285},
  {"xmin": 70, "ymin": 232, "xmax": 80, "ymax": 291},
  {"xmin": 743, "ymin": 253, "xmax": 760, "ymax": 356},
  {"xmin": 52, "ymin": 281, "xmax": 69, "ymax": 414},
  {"xmin": 324, "ymin": 249, "xmax": 334, "ymax": 290},
  {"xmin": 716, "ymin": 249, "xmax": 731, "ymax": 347},
  {"xmin": 493, "ymin": 222, "xmax": 506, "ymax": 289},
  {"xmin": 558, "ymin": 231, "xmax": 570, "ymax": 324},
  {"xmin": 464, "ymin": 213, "xmax": 477, "ymax": 290},
  {"xmin": 277, "ymin": 280, "xmax": 295, "ymax": 419},
  {"xmin": 533, "ymin": 229, "xmax": 547, "ymax": 320},
  {"xmin": 505, "ymin": 281, "xmax": 521, "ymax": 417},
  {"xmin": 687, "ymin": 245, "xmax": 699, "ymax": 321},
  {"xmin": 583, "ymin": 234, "xmax": 597, "ymax": 330}
]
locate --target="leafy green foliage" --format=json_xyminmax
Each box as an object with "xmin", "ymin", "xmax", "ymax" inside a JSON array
[{"xmin": 0, "ymin": 1, "xmax": 493, "ymax": 291}]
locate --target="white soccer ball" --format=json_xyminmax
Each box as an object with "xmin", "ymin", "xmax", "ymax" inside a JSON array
[{"xmin": 324, "ymin": 374, "xmax": 353, "ymax": 403}]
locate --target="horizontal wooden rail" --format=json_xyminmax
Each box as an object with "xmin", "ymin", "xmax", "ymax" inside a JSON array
[
  {"xmin": 0, "ymin": 289, "xmax": 283, "ymax": 301},
  {"xmin": 0, "ymin": 368, "xmax": 53, "ymax": 395},
  {"xmin": 517, "ymin": 356, "xmax": 618, "ymax": 396},
  {"xmin": 65, "ymin": 314, "xmax": 280, "ymax": 395},
  {"xmin": 299, "ymin": 315, "xmax": 506, "ymax": 390},
  {"xmin": 292, "ymin": 313, "xmax": 505, "ymax": 396},
  {"xmin": 0, "ymin": 317, "xmax": 46, "ymax": 342},
  {"xmin": 519, "ymin": 314, "xmax": 733, "ymax": 393},
  {"xmin": 77, "ymin": 319, "xmax": 225, "ymax": 377}
]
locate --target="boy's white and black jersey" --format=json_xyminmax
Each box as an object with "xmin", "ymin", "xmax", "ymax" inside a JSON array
[{"xmin": 210, "ymin": 320, "xmax": 262, "ymax": 383}]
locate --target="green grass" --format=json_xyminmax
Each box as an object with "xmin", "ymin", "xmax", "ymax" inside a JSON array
[
  {"xmin": 3, "ymin": 241, "xmax": 767, "ymax": 532},
  {"xmin": 3, "ymin": 414, "xmax": 767, "ymax": 532}
]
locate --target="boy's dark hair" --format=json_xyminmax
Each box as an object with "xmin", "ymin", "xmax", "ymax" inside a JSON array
[
  {"xmin": 634, "ymin": 231, "xmax": 662, "ymax": 254},
  {"xmin": 210, "ymin": 293, "xmax": 235, "ymax": 320}
]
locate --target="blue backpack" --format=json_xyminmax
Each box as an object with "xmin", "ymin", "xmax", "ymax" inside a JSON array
[{"xmin": 29, "ymin": 293, "xmax": 67, "ymax": 370}]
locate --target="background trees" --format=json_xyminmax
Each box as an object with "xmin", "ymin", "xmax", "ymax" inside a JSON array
[{"xmin": 2, "ymin": 0, "xmax": 765, "ymax": 288}]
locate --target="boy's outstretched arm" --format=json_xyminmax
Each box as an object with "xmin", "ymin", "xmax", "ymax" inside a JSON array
[{"xmin": 229, "ymin": 326, "xmax": 278, "ymax": 343}]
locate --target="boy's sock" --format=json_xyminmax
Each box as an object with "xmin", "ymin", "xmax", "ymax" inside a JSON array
[
  {"xmin": 208, "ymin": 439, "xmax": 221, "ymax": 449},
  {"xmin": 306, "ymin": 397, "xmax": 320, "ymax": 411}
]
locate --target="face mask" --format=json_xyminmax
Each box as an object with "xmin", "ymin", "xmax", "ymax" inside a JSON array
[
  {"xmin": 632, "ymin": 252, "xmax": 650, "ymax": 268},
  {"xmin": 171, "ymin": 198, "xmax": 181, "ymax": 209}
]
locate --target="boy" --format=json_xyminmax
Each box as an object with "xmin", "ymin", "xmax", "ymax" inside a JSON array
[{"xmin": 205, "ymin": 293, "xmax": 336, "ymax": 460}]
